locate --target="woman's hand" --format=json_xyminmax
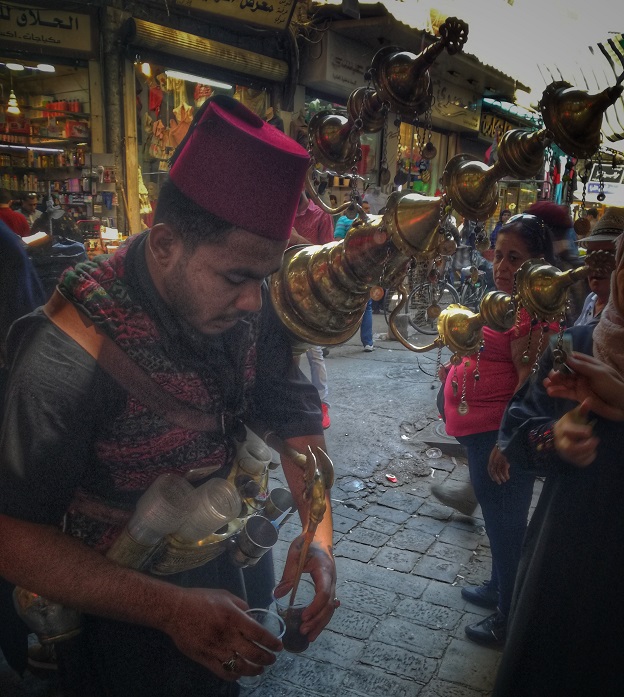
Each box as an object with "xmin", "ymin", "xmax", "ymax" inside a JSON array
[
  {"xmin": 488, "ymin": 445, "xmax": 510, "ymax": 484},
  {"xmin": 545, "ymin": 353, "xmax": 624, "ymax": 421},
  {"xmin": 437, "ymin": 363, "xmax": 450, "ymax": 382},
  {"xmin": 553, "ymin": 400, "xmax": 599, "ymax": 467}
]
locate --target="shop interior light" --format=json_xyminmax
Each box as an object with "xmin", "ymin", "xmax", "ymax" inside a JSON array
[
  {"xmin": 7, "ymin": 89, "xmax": 20, "ymax": 115},
  {"xmin": 5, "ymin": 62, "xmax": 25, "ymax": 71},
  {"xmin": 140, "ymin": 62, "xmax": 152, "ymax": 77},
  {"xmin": 36, "ymin": 63, "xmax": 56, "ymax": 73},
  {"xmin": 165, "ymin": 70, "xmax": 232, "ymax": 90}
]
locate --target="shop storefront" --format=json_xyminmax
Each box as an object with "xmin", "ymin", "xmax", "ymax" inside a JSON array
[
  {"xmin": 0, "ymin": 1, "xmax": 108, "ymax": 236},
  {"xmin": 120, "ymin": 7, "xmax": 295, "ymax": 232}
]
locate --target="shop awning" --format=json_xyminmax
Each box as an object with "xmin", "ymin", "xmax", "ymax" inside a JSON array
[{"xmin": 122, "ymin": 18, "xmax": 289, "ymax": 84}]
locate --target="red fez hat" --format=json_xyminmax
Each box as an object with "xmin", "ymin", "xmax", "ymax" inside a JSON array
[{"xmin": 169, "ymin": 95, "xmax": 310, "ymax": 241}]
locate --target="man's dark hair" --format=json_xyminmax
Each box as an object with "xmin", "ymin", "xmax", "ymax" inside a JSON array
[
  {"xmin": 587, "ymin": 207, "xmax": 598, "ymax": 219},
  {"xmin": 153, "ymin": 179, "xmax": 235, "ymax": 250},
  {"xmin": 0, "ymin": 188, "xmax": 13, "ymax": 205}
]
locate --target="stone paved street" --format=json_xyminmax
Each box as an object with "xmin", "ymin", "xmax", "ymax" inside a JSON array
[
  {"xmin": 0, "ymin": 315, "xmax": 541, "ymax": 697},
  {"xmin": 245, "ymin": 315, "xmax": 542, "ymax": 697}
]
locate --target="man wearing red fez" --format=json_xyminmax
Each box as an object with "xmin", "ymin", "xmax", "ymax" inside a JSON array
[{"xmin": 0, "ymin": 96, "xmax": 337, "ymax": 696}]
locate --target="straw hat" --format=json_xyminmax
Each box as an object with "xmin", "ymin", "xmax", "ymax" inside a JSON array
[{"xmin": 578, "ymin": 206, "xmax": 624, "ymax": 247}]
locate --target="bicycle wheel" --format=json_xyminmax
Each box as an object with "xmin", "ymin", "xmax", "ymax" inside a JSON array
[
  {"xmin": 407, "ymin": 282, "xmax": 460, "ymax": 334},
  {"xmin": 459, "ymin": 280, "xmax": 482, "ymax": 312}
]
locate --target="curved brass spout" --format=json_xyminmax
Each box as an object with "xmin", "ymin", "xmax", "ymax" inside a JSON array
[
  {"xmin": 540, "ymin": 81, "xmax": 624, "ymax": 159},
  {"xmin": 442, "ymin": 128, "xmax": 551, "ymax": 221},
  {"xmin": 387, "ymin": 283, "xmax": 444, "ymax": 353},
  {"xmin": 269, "ymin": 191, "xmax": 445, "ymax": 348},
  {"xmin": 370, "ymin": 18, "xmax": 468, "ymax": 116},
  {"xmin": 514, "ymin": 259, "xmax": 590, "ymax": 320}
]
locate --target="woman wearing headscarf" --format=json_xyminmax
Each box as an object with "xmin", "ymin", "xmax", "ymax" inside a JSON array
[{"xmin": 492, "ymin": 210, "xmax": 624, "ymax": 696}]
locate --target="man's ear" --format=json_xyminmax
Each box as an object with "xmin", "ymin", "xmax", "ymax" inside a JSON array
[{"xmin": 147, "ymin": 223, "xmax": 182, "ymax": 268}]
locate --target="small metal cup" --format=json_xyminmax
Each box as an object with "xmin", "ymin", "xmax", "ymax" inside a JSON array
[
  {"xmin": 229, "ymin": 515, "xmax": 278, "ymax": 568},
  {"xmin": 263, "ymin": 488, "xmax": 297, "ymax": 527}
]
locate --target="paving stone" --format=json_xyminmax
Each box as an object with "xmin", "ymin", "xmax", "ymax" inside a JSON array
[
  {"xmin": 272, "ymin": 653, "xmax": 347, "ymax": 696},
  {"xmin": 360, "ymin": 516, "xmax": 401, "ymax": 536},
  {"xmin": 334, "ymin": 539, "xmax": 377, "ymax": 562},
  {"xmin": 277, "ymin": 522, "xmax": 300, "ymax": 542},
  {"xmin": 371, "ymin": 546, "xmax": 419, "ymax": 573},
  {"xmin": 394, "ymin": 597, "xmax": 463, "ymax": 631},
  {"xmin": 437, "ymin": 524, "xmax": 483, "ymax": 550},
  {"xmin": 390, "ymin": 528, "xmax": 437, "ymax": 553},
  {"xmin": 364, "ymin": 504, "xmax": 411, "ymax": 524},
  {"xmin": 343, "ymin": 497, "xmax": 369, "ymax": 510},
  {"xmin": 339, "ymin": 579, "xmax": 397, "ymax": 616},
  {"xmin": 333, "ymin": 503, "xmax": 369, "ymax": 521},
  {"xmin": 413, "ymin": 555, "xmax": 462, "ymax": 584},
  {"xmin": 371, "ymin": 616, "xmax": 449, "ymax": 659},
  {"xmin": 436, "ymin": 638, "xmax": 502, "ymax": 692},
  {"xmin": 405, "ymin": 515, "xmax": 447, "ymax": 536},
  {"xmin": 341, "ymin": 665, "xmax": 423, "ymax": 697},
  {"xmin": 428, "ymin": 541, "xmax": 475, "ymax": 566},
  {"xmin": 327, "ymin": 606, "xmax": 379, "ymax": 640},
  {"xmin": 345, "ymin": 527, "xmax": 390, "ymax": 548},
  {"xmin": 362, "ymin": 627, "xmax": 440, "ymax": 676},
  {"xmin": 248, "ymin": 677, "xmax": 318, "ymax": 697},
  {"xmin": 333, "ymin": 513, "xmax": 358, "ymax": 534},
  {"xmin": 377, "ymin": 489, "xmax": 425, "ymax": 514},
  {"xmin": 421, "ymin": 579, "xmax": 467, "ymax": 612},
  {"xmin": 304, "ymin": 629, "xmax": 364, "ymax": 669},
  {"xmin": 335, "ymin": 557, "xmax": 429, "ymax": 599},
  {"xmin": 419, "ymin": 679, "xmax": 485, "ymax": 697},
  {"xmin": 418, "ymin": 501, "xmax": 454, "ymax": 520}
]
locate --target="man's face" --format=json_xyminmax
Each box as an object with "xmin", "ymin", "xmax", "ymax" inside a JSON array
[
  {"xmin": 22, "ymin": 198, "xmax": 37, "ymax": 213},
  {"xmin": 362, "ymin": 202, "xmax": 371, "ymax": 214},
  {"xmin": 160, "ymin": 228, "xmax": 286, "ymax": 335}
]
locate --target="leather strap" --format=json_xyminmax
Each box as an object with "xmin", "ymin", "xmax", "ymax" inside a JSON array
[{"xmin": 43, "ymin": 290, "xmax": 223, "ymax": 434}]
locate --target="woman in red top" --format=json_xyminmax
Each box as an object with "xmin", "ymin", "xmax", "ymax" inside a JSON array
[{"xmin": 439, "ymin": 214, "xmax": 558, "ymax": 647}]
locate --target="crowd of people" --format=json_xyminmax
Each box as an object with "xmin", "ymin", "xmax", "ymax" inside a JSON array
[{"xmin": 1, "ymin": 93, "xmax": 623, "ymax": 695}]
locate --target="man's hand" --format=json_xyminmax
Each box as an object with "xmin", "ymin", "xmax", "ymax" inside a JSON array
[
  {"xmin": 553, "ymin": 400, "xmax": 599, "ymax": 468},
  {"xmin": 274, "ymin": 538, "xmax": 337, "ymax": 642},
  {"xmin": 545, "ymin": 352, "xmax": 624, "ymax": 421},
  {"xmin": 162, "ymin": 587, "xmax": 282, "ymax": 681},
  {"xmin": 487, "ymin": 445, "xmax": 510, "ymax": 484}
]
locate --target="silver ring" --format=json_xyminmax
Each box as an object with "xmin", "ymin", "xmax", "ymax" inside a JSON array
[
  {"xmin": 222, "ymin": 653, "xmax": 238, "ymax": 673},
  {"xmin": 333, "ymin": 597, "xmax": 340, "ymax": 608}
]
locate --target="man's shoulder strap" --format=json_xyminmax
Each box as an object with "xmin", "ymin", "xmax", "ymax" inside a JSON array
[{"xmin": 43, "ymin": 290, "xmax": 224, "ymax": 434}]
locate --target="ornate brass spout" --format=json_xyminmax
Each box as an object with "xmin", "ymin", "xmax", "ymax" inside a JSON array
[
  {"xmin": 540, "ymin": 81, "xmax": 624, "ymax": 159},
  {"xmin": 270, "ymin": 191, "xmax": 446, "ymax": 348},
  {"xmin": 305, "ymin": 17, "xmax": 468, "ymax": 186},
  {"xmin": 308, "ymin": 111, "xmax": 360, "ymax": 170},
  {"xmin": 436, "ymin": 291, "xmax": 515, "ymax": 358},
  {"xmin": 514, "ymin": 259, "xmax": 590, "ymax": 320},
  {"xmin": 442, "ymin": 128, "xmax": 551, "ymax": 221}
]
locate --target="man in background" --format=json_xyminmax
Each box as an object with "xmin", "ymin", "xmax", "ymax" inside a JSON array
[
  {"xmin": 18, "ymin": 192, "xmax": 43, "ymax": 230},
  {"xmin": 290, "ymin": 190, "xmax": 335, "ymax": 428},
  {"xmin": 0, "ymin": 188, "xmax": 30, "ymax": 237}
]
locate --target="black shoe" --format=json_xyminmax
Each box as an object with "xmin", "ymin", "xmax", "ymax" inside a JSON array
[
  {"xmin": 461, "ymin": 582, "xmax": 499, "ymax": 609},
  {"xmin": 465, "ymin": 611, "xmax": 506, "ymax": 648}
]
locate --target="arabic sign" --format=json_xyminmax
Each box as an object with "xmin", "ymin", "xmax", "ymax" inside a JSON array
[
  {"xmin": 174, "ymin": 0, "xmax": 297, "ymax": 31},
  {"xmin": 0, "ymin": 2, "xmax": 94, "ymax": 56},
  {"xmin": 431, "ymin": 77, "xmax": 480, "ymax": 131}
]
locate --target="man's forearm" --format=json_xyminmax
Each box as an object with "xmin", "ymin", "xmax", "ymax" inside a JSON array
[
  {"xmin": 0, "ymin": 514, "xmax": 181, "ymax": 633},
  {"xmin": 281, "ymin": 435, "xmax": 334, "ymax": 552}
]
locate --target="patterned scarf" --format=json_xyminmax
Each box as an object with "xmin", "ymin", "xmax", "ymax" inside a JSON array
[{"xmin": 57, "ymin": 239, "xmax": 260, "ymax": 549}]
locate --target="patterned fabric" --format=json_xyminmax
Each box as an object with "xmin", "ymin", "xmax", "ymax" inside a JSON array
[{"xmin": 57, "ymin": 238, "xmax": 260, "ymax": 550}]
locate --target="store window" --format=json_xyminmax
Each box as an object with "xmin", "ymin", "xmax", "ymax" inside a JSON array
[
  {"xmin": 397, "ymin": 121, "xmax": 444, "ymax": 196},
  {"xmin": 135, "ymin": 62, "xmax": 274, "ymax": 228},
  {"xmin": 0, "ymin": 59, "xmax": 93, "ymax": 223}
]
